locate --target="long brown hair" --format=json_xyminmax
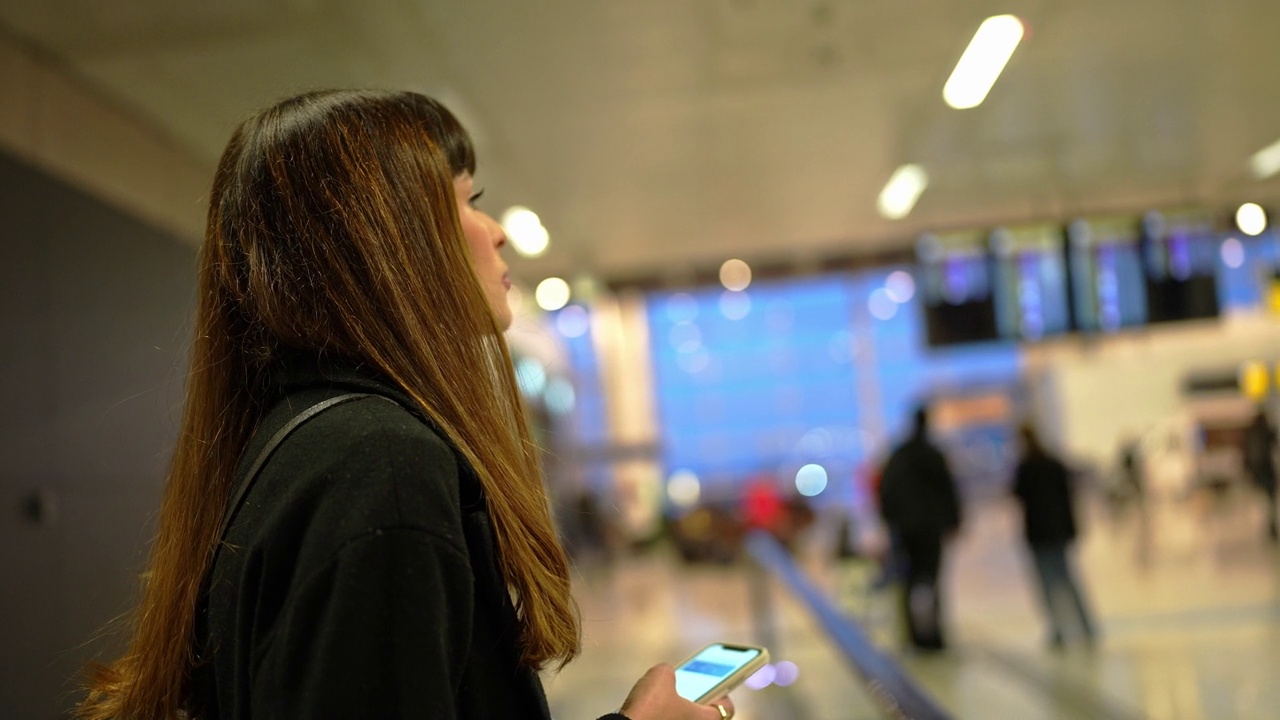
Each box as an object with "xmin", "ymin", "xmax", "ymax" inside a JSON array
[{"xmin": 79, "ymin": 90, "xmax": 579, "ymax": 719}]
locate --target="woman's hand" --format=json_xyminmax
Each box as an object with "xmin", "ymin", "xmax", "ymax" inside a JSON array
[{"xmin": 619, "ymin": 664, "xmax": 736, "ymax": 720}]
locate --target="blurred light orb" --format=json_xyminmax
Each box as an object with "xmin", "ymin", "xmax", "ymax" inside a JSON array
[
  {"xmin": 1220, "ymin": 237, "xmax": 1245, "ymax": 269},
  {"xmin": 667, "ymin": 470, "xmax": 702, "ymax": 508},
  {"xmin": 795, "ymin": 464, "xmax": 829, "ymax": 497},
  {"xmin": 720, "ymin": 290, "xmax": 752, "ymax": 320},
  {"xmin": 544, "ymin": 378, "xmax": 576, "ymax": 415},
  {"xmin": 1237, "ymin": 202, "xmax": 1268, "ymax": 237},
  {"xmin": 677, "ymin": 348, "xmax": 712, "ymax": 375},
  {"xmin": 501, "ymin": 206, "xmax": 550, "ymax": 258},
  {"xmin": 535, "ymin": 277, "xmax": 571, "ymax": 311},
  {"xmin": 868, "ymin": 288, "xmax": 898, "ymax": 320},
  {"xmin": 720, "ymin": 258, "xmax": 753, "ymax": 291},
  {"xmin": 669, "ymin": 322, "xmax": 703, "ymax": 353},
  {"xmin": 774, "ymin": 661, "xmax": 800, "ymax": 687},
  {"xmin": 744, "ymin": 663, "xmax": 777, "ymax": 690},
  {"xmin": 885, "ymin": 270, "xmax": 916, "ymax": 303},
  {"xmin": 556, "ymin": 305, "xmax": 590, "ymax": 338},
  {"xmin": 514, "ymin": 358, "xmax": 547, "ymax": 397}
]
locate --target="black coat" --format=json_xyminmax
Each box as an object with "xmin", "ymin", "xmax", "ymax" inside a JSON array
[
  {"xmin": 878, "ymin": 434, "xmax": 961, "ymax": 537},
  {"xmin": 193, "ymin": 357, "xmax": 556, "ymax": 719},
  {"xmin": 1012, "ymin": 451, "xmax": 1078, "ymax": 546},
  {"xmin": 1244, "ymin": 414, "xmax": 1277, "ymax": 490}
]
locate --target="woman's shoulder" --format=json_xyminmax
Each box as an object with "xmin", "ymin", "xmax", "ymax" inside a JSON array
[{"xmin": 251, "ymin": 392, "xmax": 470, "ymax": 552}]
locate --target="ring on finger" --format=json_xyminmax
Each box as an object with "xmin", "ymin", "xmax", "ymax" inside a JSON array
[{"xmin": 714, "ymin": 702, "xmax": 731, "ymax": 720}]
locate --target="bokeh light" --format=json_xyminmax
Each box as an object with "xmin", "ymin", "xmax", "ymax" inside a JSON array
[
  {"xmin": 667, "ymin": 470, "xmax": 701, "ymax": 508},
  {"xmin": 773, "ymin": 661, "xmax": 800, "ymax": 687},
  {"xmin": 1220, "ymin": 237, "xmax": 1245, "ymax": 269},
  {"xmin": 868, "ymin": 288, "xmax": 898, "ymax": 320},
  {"xmin": 1237, "ymin": 202, "xmax": 1268, "ymax": 237},
  {"xmin": 669, "ymin": 322, "xmax": 703, "ymax": 353},
  {"xmin": 535, "ymin": 277, "xmax": 571, "ymax": 311},
  {"xmin": 556, "ymin": 305, "xmax": 590, "ymax": 338},
  {"xmin": 500, "ymin": 206, "xmax": 550, "ymax": 257},
  {"xmin": 514, "ymin": 358, "xmax": 547, "ymax": 397},
  {"xmin": 795, "ymin": 464, "xmax": 829, "ymax": 497},
  {"xmin": 720, "ymin": 290, "xmax": 751, "ymax": 320},
  {"xmin": 885, "ymin": 270, "xmax": 916, "ymax": 303},
  {"xmin": 720, "ymin": 259, "xmax": 753, "ymax": 291},
  {"xmin": 544, "ymin": 378, "xmax": 576, "ymax": 415},
  {"xmin": 744, "ymin": 663, "xmax": 777, "ymax": 690}
]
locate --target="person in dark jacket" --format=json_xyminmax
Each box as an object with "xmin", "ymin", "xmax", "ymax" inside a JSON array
[
  {"xmin": 1012, "ymin": 424, "xmax": 1096, "ymax": 647},
  {"xmin": 878, "ymin": 406, "xmax": 961, "ymax": 652},
  {"xmin": 78, "ymin": 91, "xmax": 733, "ymax": 720},
  {"xmin": 1243, "ymin": 407, "xmax": 1278, "ymax": 541}
]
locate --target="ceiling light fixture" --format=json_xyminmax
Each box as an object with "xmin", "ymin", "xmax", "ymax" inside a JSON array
[
  {"xmin": 1237, "ymin": 202, "xmax": 1268, "ymax": 237},
  {"xmin": 501, "ymin": 206, "xmax": 550, "ymax": 257},
  {"xmin": 877, "ymin": 164, "xmax": 929, "ymax": 220},
  {"xmin": 535, "ymin": 277, "xmax": 571, "ymax": 311},
  {"xmin": 943, "ymin": 15, "xmax": 1025, "ymax": 110},
  {"xmin": 1250, "ymin": 138, "xmax": 1280, "ymax": 180},
  {"xmin": 719, "ymin": 259, "xmax": 752, "ymax": 291}
]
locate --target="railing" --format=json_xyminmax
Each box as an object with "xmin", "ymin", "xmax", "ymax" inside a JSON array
[{"xmin": 745, "ymin": 532, "xmax": 953, "ymax": 720}]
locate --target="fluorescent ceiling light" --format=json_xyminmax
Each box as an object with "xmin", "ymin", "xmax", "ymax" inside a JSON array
[
  {"xmin": 943, "ymin": 15, "xmax": 1025, "ymax": 110},
  {"xmin": 877, "ymin": 164, "xmax": 929, "ymax": 220},
  {"xmin": 1250, "ymin": 138, "xmax": 1280, "ymax": 180}
]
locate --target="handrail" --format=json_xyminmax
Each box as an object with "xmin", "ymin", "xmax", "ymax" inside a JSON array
[{"xmin": 745, "ymin": 531, "xmax": 953, "ymax": 720}]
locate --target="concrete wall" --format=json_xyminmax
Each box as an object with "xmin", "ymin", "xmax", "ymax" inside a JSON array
[
  {"xmin": 0, "ymin": 30, "xmax": 208, "ymax": 718},
  {"xmin": 0, "ymin": 148, "xmax": 195, "ymax": 717},
  {"xmin": 0, "ymin": 30, "xmax": 208, "ymax": 245}
]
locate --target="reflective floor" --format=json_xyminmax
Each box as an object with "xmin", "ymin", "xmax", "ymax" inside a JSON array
[{"xmin": 544, "ymin": 487, "xmax": 1280, "ymax": 719}]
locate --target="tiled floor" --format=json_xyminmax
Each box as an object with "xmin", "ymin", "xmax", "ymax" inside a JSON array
[{"xmin": 544, "ymin": 487, "xmax": 1280, "ymax": 719}]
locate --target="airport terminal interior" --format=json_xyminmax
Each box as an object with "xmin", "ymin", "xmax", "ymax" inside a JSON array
[{"xmin": 2, "ymin": 1, "xmax": 1280, "ymax": 718}]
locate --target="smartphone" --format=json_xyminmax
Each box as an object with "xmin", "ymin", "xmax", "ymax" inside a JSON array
[{"xmin": 673, "ymin": 642, "xmax": 770, "ymax": 704}]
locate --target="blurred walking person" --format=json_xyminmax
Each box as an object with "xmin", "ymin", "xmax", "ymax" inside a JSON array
[
  {"xmin": 1243, "ymin": 407, "xmax": 1278, "ymax": 542},
  {"xmin": 1012, "ymin": 424, "xmax": 1097, "ymax": 648},
  {"xmin": 878, "ymin": 407, "xmax": 961, "ymax": 652}
]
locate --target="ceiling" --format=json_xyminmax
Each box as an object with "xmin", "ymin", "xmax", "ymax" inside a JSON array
[{"xmin": 4, "ymin": 0, "xmax": 1280, "ymax": 287}]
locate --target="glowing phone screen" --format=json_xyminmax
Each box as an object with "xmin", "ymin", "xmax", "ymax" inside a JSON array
[{"xmin": 674, "ymin": 644, "xmax": 761, "ymax": 701}]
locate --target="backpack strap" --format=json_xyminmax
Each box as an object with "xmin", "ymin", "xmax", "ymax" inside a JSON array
[{"xmin": 214, "ymin": 392, "xmax": 393, "ymax": 548}]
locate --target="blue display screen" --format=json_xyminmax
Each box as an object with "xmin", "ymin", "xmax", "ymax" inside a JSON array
[{"xmin": 674, "ymin": 645, "xmax": 761, "ymax": 702}]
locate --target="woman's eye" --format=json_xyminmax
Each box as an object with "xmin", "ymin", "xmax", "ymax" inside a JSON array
[{"xmin": 468, "ymin": 189, "xmax": 485, "ymax": 208}]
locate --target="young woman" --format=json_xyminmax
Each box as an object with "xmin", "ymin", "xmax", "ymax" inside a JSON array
[{"xmin": 78, "ymin": 90, "xmax": 733, "ymax": 720}]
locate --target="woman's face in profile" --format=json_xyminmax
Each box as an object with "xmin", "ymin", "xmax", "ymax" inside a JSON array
[{"xmin": 453, "ymin": 172, "xmax": 514, "ymax": 330}]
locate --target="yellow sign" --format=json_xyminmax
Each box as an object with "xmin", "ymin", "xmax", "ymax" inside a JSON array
[{"xmin": 1241, "ymin": 360, "xmax": 1269, "ymax": 400}]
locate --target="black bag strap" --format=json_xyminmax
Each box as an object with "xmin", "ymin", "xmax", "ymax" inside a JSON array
[{"xmin": 214, "ymin": 392, "xmax": 383, "ymax": 547}]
